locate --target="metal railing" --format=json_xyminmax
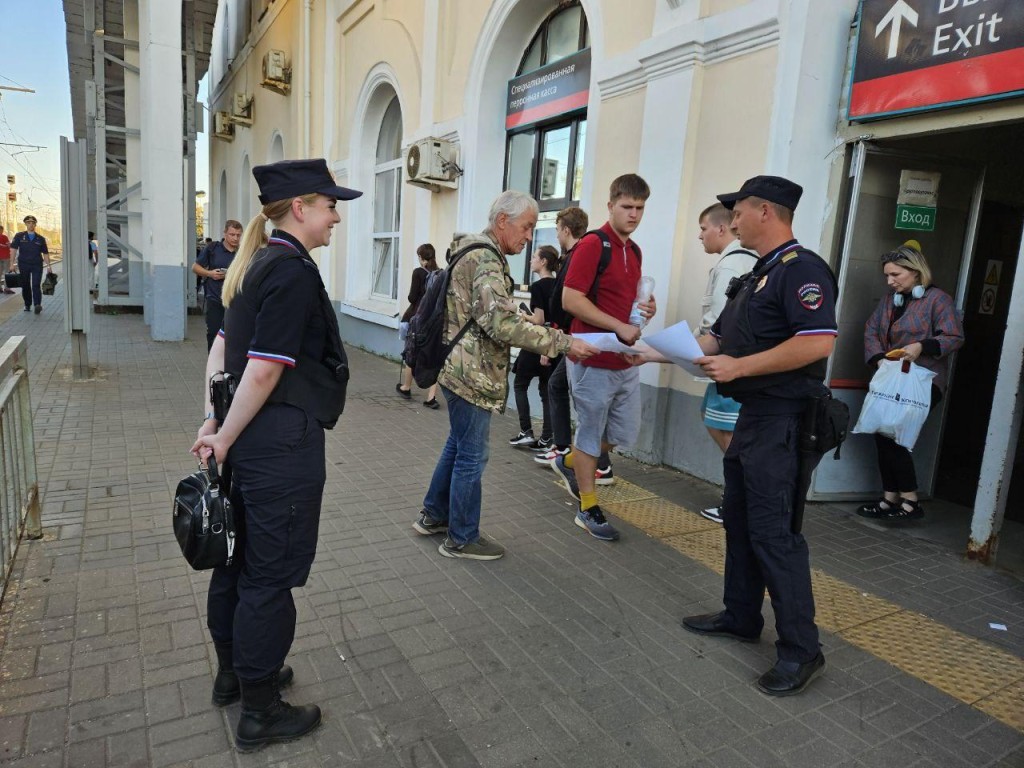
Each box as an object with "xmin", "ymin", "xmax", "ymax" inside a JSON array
[{"xmin": 0, "ymin": 336, "xmax": 41, "ymax": 603}]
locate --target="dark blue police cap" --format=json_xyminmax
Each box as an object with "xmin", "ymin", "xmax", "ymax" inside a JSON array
[
  {"xmin": 717, "ymin": 175, "xmax": 802, "ymax": 212},
  {"xmin": 253, "ymin": 158, "xmax": 362, "ymax": 205}
]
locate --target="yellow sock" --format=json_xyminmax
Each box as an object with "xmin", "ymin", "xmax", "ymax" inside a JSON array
[
  {"xmin": 563, "ymin": 451, "xmax": 575, "ymax": 469},
  {"xmin": 580, "ymin": 491, "xmax": 598, "ymax": 511}
]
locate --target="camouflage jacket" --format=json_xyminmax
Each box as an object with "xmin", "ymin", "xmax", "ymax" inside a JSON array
[{"xmin": 438, "ymin": 232, "xmax": 572, "ymax": 412}]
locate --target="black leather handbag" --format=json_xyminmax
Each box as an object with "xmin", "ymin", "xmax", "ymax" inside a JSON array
[
  {"xmin": 172, "ymin": 457, "xmax": 237, "ymax": 570},
  {"xmin": 4, "ymin": 272, "xmax": 22, "ymax": 289}
]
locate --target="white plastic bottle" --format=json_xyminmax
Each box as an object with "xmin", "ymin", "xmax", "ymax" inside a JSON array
[{"xmin": 629, "ymin": 275, "xmax": 656, "ymax": 328}]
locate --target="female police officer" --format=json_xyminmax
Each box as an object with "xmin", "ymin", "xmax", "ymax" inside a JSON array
[
  {"xmin": 192, "ymin": 159, "xmax": 360, "ymax": 751},
  {"xmin": 10, "ymin": 214, "xmax": 52, "ymax": 313}
]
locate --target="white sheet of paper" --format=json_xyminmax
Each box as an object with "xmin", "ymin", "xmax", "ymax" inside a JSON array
[
  {"xmin": 639, "ymin": 321, "xmax": 707, "ymax": 376},
  {"xmin": 573, "ymin": 332, "xmax": 639, "ymax": 355}
]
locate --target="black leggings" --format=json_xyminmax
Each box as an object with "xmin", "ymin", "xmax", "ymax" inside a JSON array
[
  {"xmin": 873, "ymin": 385, "xmax": 942, "ymax": 493},
  {"xmin": 514, "ymin": 364, "xmax": 553, "ymax": 440}
]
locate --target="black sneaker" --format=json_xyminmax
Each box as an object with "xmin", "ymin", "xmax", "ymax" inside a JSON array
[
  {"xmin": 509, "ymin": 430, "xmax": 537, "ymax": 447},
  {"xmin": 532, "ymin": 437, "xmax": 553, "ymax": 452},
  {"xmin": 413, "ymin": 511, "xmax": 448, "ymax": 536},
  {"xmin": 395, "ymin": 383, "xmax": 412, "ymax": 399}
]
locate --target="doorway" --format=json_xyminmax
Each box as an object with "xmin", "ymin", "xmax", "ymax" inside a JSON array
[{"xmin": 816, "ymin": 120, "xmax": 1024, "ymax": 533}]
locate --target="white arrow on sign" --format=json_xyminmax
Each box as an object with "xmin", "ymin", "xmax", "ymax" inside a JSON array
[{"xmin": 875, "ymin": 0, "xmax": 919, "ymax": 60}]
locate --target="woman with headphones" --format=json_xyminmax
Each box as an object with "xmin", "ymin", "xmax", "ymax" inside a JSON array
[
  {"xmin": 191, "ymin": 159, "xmax": 360, "ymax": 751},
  {"xmin": 856, "ymin": 241, "xmax": 964, "ymax": 522}
]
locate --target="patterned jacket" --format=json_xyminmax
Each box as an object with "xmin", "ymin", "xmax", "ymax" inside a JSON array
[
  {"xmin": 863, "ymin": 285, "xmax": 964, "ymax": 393},
  {"xmin": 438, "ymin": 232, "xmax": 572, "ymax": 411}
]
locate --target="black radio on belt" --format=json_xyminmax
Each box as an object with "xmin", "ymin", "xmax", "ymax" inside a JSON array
[
  {"xmin": 324, "ymin": 356, "xmax": 350, "ymax": 383},
  {"xmin": 209, "ymin": 371, "xmax": 237, "ymax": 422}
]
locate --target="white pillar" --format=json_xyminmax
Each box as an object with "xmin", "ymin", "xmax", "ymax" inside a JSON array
[{"xmin": 139, "ymin": 0, "xmax": 186, "ymax": 340}]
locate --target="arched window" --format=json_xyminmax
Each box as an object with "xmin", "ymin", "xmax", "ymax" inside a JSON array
[
  {"xmin": 240, "ymin": 154, "xmax": 252, "ymax": 221},
  {"xmin": 371, "ymin": 96, "xmax": 403, "ymax": 299},
  {"xmin": 504, "ymin": 1, "xmax": 590, "ymax": 286},
  {"xmin": 269, "ymin": 132, "xmax": 284, "ymax": 163}
]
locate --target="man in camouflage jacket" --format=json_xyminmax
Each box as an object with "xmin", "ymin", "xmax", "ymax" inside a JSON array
[{"xmin": 413, "ymin": 191, "xmax": 599, "ymax": 561}]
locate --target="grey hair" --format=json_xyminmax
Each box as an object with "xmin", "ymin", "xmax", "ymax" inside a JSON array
[{"xmin": 486, "ymin": 190, "xmax": 539, "ymax": 230}]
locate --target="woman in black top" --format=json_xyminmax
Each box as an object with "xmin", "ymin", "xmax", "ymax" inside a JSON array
[
  {"xmin": 191, "ymin": 159, "xmax": 360, "ymax": 752},
  {"xmin": 509, "ymin": 245, "xmax": 559, "ymax": 448},
  {"xmin": 397, "ymin": 243, "xmax": 440, "ymax": 407}
]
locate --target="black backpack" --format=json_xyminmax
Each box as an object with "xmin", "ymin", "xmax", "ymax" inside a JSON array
[
  {"xmin": 402, "ymin": 241, "xmax": 500, "ymax": 388},
  {"xmin": 548, "ymin": 230, "xmax": 640, "ymax": 329}
]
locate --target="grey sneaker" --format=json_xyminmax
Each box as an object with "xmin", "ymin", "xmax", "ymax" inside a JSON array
[
  {"xmin": 552, "ymin": 455, "xmax": 581, "ymax": 502},
  {"xmin": 413, "ymin": 512, "xmax": 448, "ymax": 535},
  {"xmin": 575, "ymin": 505, "xmax": 620, "ymax": 541},
  {"xmin": 438, "ymin": 535, "xmax": 505, "ymax": 560}
]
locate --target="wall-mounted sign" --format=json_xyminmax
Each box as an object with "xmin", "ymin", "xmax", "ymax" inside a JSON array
[
  {"xmin": 979, "ymin": 259, "xmax": 1002, "ymax": 315},
  {"xmin": 848, "ymin": 0, "xmax": 1024, "ymax": 121},
  {"xmin": 895, "ymin": 168, "xmax": 939, "ymax": 230},
  {"xmin": 506, "ymin": 48, "xmax": 590, "ymax": 131}
]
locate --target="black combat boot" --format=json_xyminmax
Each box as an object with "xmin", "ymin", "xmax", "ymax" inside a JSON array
[
  {"xmin": 211, "ymin": 643, "xmax": 294, "ymax": 706},
  {"xmin": 235, "ymin": 671, "xmax": 321, "ymax": 752}
]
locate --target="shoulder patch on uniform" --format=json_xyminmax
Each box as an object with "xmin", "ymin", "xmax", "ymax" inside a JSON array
[
  {"xmin": 797, "ymin": 283, "xmax": 823, "ymax": 310},
  {"xmin": 755, "ymin": 275, "xmax": 769, "ymax": 293},
  {"xmin": 781, "ymin": 252, "xmax": 798, "ymax": 263}
]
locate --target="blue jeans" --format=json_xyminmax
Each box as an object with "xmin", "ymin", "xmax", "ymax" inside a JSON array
[{"xmin": 422, "ymin": 387, "xmax": 491, "ymax": 546}]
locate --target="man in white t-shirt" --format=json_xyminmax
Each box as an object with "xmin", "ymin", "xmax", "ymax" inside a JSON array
[{"xmin": 695, "ymin": 203, "xmax": 757, "ymax": 523}]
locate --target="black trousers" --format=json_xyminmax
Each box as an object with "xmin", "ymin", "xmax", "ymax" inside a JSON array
[
  {"xmin": 20, "ymin": 262, "xmax": 43, "ymax": 308},
  {"xmin": 873, "ymin": 385, "xmax": 943, "ymax": 493},
  {"xmin": 722, "ymin": 410, "xmax": 819, "ymax": 663},
  {"xmin": 206, "ymin": 404, "xmax": 325, "ymax": 682},
  {"xmin": 205, "ymin": 299, "xmax": 225, "ymax": 351},
  {"xmin": 548, "ymin": 356, "xmax": 572, "ymax": 447},
  {"xmin": 513, "ymin": 362, "xmax": 553, "ymax": 440}
]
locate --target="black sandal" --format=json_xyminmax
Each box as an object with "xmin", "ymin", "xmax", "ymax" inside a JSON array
[
  {"xmin": 881, "ymin": 498, "xmax": 924, "ymax": 522},
  {"xmin": 395, "ymin": 383, "xmax": 412, "ymax": 399},
  {"xmin": 423, "ymin": 398, "xmax": 440, "ymax": 410},
  {"xmin": 856, "ymin": 498, "xmax": 896, "ymax": 518}
]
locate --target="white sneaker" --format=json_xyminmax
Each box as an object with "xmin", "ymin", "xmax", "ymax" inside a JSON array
[
  {"xmin": 534, "ymin": 445, "xmax": 570, "ymax": 466},
  {"xmin": 700, "ymin": 506, "xmax": 724, "ymax": 524}
]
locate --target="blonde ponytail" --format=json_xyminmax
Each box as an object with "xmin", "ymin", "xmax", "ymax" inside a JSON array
[{"xmin": 221, "ymin": 193, "xmax": 319, "ymax": 306}]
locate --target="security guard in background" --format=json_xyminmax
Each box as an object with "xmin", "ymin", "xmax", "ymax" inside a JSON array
[
  {"xmin": 683, "ymin": 176, "xmax": 837, "ymax": 696},
  {"xmin": 192, "ymin": 159, "xmax": 361, "ymax": 750},
  {"xmin": 10, "ymin": 214, "xmax": 52, "ymax": 314}
]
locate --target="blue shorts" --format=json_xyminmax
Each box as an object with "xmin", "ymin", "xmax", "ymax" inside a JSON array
[
  {"xmin": 701, "ymin": 382, "xmax": 741, "ymax": 431},
  {"xmin": 567, "ymin": 362, "xmax": 641, "ymax": 457}
]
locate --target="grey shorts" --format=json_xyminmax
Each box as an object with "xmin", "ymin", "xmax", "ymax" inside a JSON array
[{"xmin": 567, "ymin": 361, "xmax": 641, "ymax": 457}]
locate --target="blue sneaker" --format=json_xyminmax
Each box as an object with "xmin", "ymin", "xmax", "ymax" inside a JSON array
[
  {"xmin": 575, "ymin": 505, "xmax": 619, "ymax": 541},
  {"xmin": 552, "ymin": 455, "xmax": 580, "ymax": 501}
]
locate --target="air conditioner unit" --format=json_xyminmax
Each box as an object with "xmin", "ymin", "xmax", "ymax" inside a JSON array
[
  {"xmin": 231, "ymin": 93, "xmax": 254, "ymax": 126},
  {"xmin": 405, "ymin": 138, "xmax": 461, "ymax": 191},
  {"xmin": 213, "ymin": 111, "xmax": 234, "ymax": 140},
  {"xmin": 261, "ymin": 49, "xmax": 292, "ymax": 95}
]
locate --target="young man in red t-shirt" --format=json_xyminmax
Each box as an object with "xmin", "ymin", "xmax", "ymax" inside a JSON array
[{"xmin": 552, "ymin": 174, "xmax": 657, "ymax": 540}]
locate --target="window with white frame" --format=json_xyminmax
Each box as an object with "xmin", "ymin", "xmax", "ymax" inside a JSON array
[{"xmin": 371, "ymin": 96, "xmax": 403, "ymax": 299}]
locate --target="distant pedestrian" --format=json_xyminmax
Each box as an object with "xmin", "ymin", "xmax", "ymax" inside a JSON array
[
  {"xmin": 412, "ymin": 191, "xmax": 599, "ymax": 561},
  {"xmin": 694, "ymin": 203, "xmax": 757, "ymax": 523},
  {"xmin": 88, "ymin": 231, "xmax": 99, "ymax": 292},
  {"xmin": 508, "ymin": 245, "xmax": 559, "ymax": 448},
  {"xmin": 0, "ymin": 225, "xmax": 13, "ymax": 293},
  {"xmin": 193, "ymin": 221, "xmax": 243, "ymax": 350},
  {"xmin": 397, "ymin": 243, "xmax": 440, "ymax": 408},
  {"xmin": 10, "ymin": 215, "xmax": 51, "ymax": 314}
]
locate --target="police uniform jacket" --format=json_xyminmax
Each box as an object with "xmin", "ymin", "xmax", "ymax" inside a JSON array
[
  {"xmin": 711, "ymin": 240, "xmax": 838, "ymax": 413},
  {"xmin": 11, "ymin": 232, "xmax": 48, "ymax": 266}
]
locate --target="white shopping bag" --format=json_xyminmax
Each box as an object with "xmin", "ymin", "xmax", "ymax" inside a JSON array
[{"xmin": 852, "ymin": 360, "xmax": 936, "ymax": 450}]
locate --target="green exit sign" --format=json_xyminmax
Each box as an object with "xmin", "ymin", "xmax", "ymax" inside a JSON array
[{"xmin": 895, "ymin": 205, "xmax": 936, "ymax": 232}]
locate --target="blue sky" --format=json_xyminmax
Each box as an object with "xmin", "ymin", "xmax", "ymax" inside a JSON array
[{"xmin": 1, "ymin": 0, "xmax": 210, "ymax": 229}]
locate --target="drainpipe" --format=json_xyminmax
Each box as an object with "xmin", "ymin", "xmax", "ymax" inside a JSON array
[{"xmin": 302, "ymin": 0, "xmax": 312, "ymax": 155}]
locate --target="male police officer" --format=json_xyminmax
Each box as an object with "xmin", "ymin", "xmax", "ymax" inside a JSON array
[
  {"xmin": 10, "ymin": 215, "xmax": 51, "ymax": 313},
  {"xmin": 683, "ymin": 176, "xmax": 837, "ymax": 696}
]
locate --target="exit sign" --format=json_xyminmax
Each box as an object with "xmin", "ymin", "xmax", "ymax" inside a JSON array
[{"xmin": 849, "ymin": 0, "xmax": 1024, "ymax": 120}]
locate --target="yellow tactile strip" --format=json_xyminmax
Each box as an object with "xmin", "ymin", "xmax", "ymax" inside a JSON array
[{"xmin": 573, "ymin": 478, "xmax": 1024, "ymax": 733}]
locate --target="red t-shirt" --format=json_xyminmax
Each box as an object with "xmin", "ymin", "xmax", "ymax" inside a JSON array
[
  {"xmin": 565, "ymin": 222, "xmax": 642, "ymax": 369},
  {"xmin": 0, "ymin": 234, "xmax": 10, "ymax": 260}
]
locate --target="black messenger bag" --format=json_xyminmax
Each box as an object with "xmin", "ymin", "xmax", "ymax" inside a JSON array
[{"xmin": 172, "ymin": 457, "xmax": 237, "ymax": 570}]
